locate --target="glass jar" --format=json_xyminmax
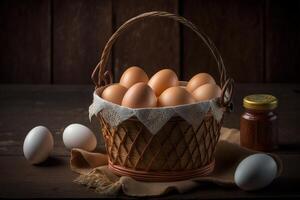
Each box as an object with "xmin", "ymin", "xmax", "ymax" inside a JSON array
[{"xmin": 240, "ymin": 94, "xmax": 278, "ymax": 151}]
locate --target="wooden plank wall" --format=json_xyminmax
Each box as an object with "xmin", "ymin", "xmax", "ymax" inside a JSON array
[
  {"xmin": 182, "ymin": 0, "xmax": 264, "ymax": 82},
  {"xmin": 113, "ymin": 0, "xmax": 180, "ymax": 81},
  {"xmin": 0, "ymin": 0, "xmax": 51, "ymax": 84},
  {"xmin": 52, "ymin": 0, "xmax": 112, "ymax": 84},
  {"xmin": 0, "ymin": 0, "xmax": 299, "ymax": 84}
]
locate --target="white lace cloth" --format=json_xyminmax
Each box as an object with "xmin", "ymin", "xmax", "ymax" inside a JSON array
[{"xmin": 89, "ymin": 92, "xmax": 224, "ymax": 135}]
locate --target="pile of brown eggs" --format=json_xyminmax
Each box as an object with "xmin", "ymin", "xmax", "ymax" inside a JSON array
[{"xmin": 100, "ymin": 66, "xmax": 221, "ymax": 108}]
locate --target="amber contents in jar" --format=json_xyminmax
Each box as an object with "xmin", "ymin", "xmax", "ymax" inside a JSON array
[{"xmin": 240, "ymin": 94, "xmax": 278, "ymax": 151}]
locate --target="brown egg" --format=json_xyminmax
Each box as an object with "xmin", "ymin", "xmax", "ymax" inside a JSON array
[
  {"xmin": 158, "ymin": 86, "xmax": 196, "ymax": 107},
  {"xmin": 148, "ymin": 69, "xmax": 179, "ymax": 96},
  {"xmin": 101, "ymin": 84, "xmax": 127, "ymax": 105},
  {"xmin": 186, "ymin": 73, "xmax": 216, "ymax": 92},
  {"xmin": 119, "ymin": 66, "xmax": 149, "ymax": 88},
  {"xmin": 122, "ymin": 82, "xmax": 157, "ymax": 108},
  {"xmin": 192, "ymin": 83, "xmax": 221, "ymax": 101}
]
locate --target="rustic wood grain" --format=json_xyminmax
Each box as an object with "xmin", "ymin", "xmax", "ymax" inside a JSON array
[
  {"xmin": 265, "ymin": 0, "xmax": 300, "ymax": 83},
  {"xmin": 0, "ymin": 85, "xmax": 104, "ymax": 156},
  {"xmin": 0, "ymin": 84, "xmax": 299, "ymax": 156},
  {"xmin": 1, "ymin": 0, "xmax": 299, "ymax": 84},
  {"xmin": 0, "ymin": 0, "xmax": 51, "ymax": 84},
  {"xmin": 0, "ymin": 156, "xmax": 122, "ymax": 198},
  {"xmin": 53, "ymin": 0, "xmax": 112, "ymax": 84},
  {"xmin": 112, "ymin": 0, "xmax": 180, "ymax": 82},
  {"xmin": 0, "ymin": 84, "xmax": 300, "ymax": 198},
  {"xmin": 182, "ymin": 0, "xmax": 264, "ymax": 83},
  {"xmin": 0, "ymin": 152, "xmax": 299, "ymax": 198}
]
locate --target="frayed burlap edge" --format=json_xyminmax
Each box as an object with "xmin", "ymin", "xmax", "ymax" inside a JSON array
[{"xmin": 74, "ymin": 166, "xmax": 122, "ymax": 195}]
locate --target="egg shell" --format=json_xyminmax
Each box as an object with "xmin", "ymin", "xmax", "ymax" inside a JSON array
[
  {"xmin": 122, "ymin": 82, "xmax": 157, "ymax": 108},
  {"xmin": 23, "ymin": 126, "xmax": 54, "ymax": 164},
  {"xmin": 158, "ymin": 86, "xmax": 196, "ymax": 107},
  {"xmin": 101, "ymin": 84, "xmax": 127, "ymax": 105},
  {"xmin": 119, "ymin": 66, "xmax": 149, "ymax": 88},
  {"xmin": 234, "ymin": 153, "xmax": 278, "ymax": 191},
  {"xmin": 187, "ymin": 73, "xmax": 216, "ymax": 92},
  {"xmin": 63, "ymin": 124, "xmax": 97, "ymax": 151},
  {"xmin": 192, "ymin": 83, "xmax": 221, "ymax": 101},
  {"xmin": 148, "ymin": 69, "xmax": 179, "ymax": 96}
]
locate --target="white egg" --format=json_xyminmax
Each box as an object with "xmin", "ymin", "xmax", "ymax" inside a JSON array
[
  {"xmin": 62, "ymin": 123, "xmax": 97, "ymax": 151},
  {"xmin": 23, "ymin": 126, "xmax": 54, "ymax": 164},
  {"xmin": 234, "ymin": 153, "xmax": 278, "ymax": 191}
]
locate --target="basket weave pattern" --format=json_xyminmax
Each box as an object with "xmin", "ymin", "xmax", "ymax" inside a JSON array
[
  {"xmin": 100, "ymin": 115, "xmax": 222, "ymax": 171},
  {"xmin": 91, "ymin": 11, "xmax": 234, "ymax": 181}
]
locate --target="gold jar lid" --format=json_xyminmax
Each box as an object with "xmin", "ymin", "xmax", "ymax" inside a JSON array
[{"xmin": 243, "ymin": 94, "xmax": 278, "ymax": 110}]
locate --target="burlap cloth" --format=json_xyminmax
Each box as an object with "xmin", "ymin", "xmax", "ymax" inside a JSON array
[{"xmin": 70, "ymin": 127, "xmax": 282, "ymax": 197}]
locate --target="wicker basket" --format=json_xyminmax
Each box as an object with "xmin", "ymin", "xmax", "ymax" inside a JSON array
[{"xmin": 91, "ymin": 11, "xmax": 234, "ymax": 182}]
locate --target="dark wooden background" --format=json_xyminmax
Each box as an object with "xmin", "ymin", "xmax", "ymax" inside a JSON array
[{"xmin": 0, "ymin": 0, "xmax": 299, "ymax": 84}]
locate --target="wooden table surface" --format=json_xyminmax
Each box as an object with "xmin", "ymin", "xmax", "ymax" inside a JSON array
[{"xmin": 0, "ymin": 84, "xmax": 300, "ymax": 199}]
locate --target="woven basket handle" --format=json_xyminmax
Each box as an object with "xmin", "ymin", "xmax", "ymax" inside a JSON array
[{"xmin": 91, "ymin": 11, "xmax": 233, "ymax": 108}]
